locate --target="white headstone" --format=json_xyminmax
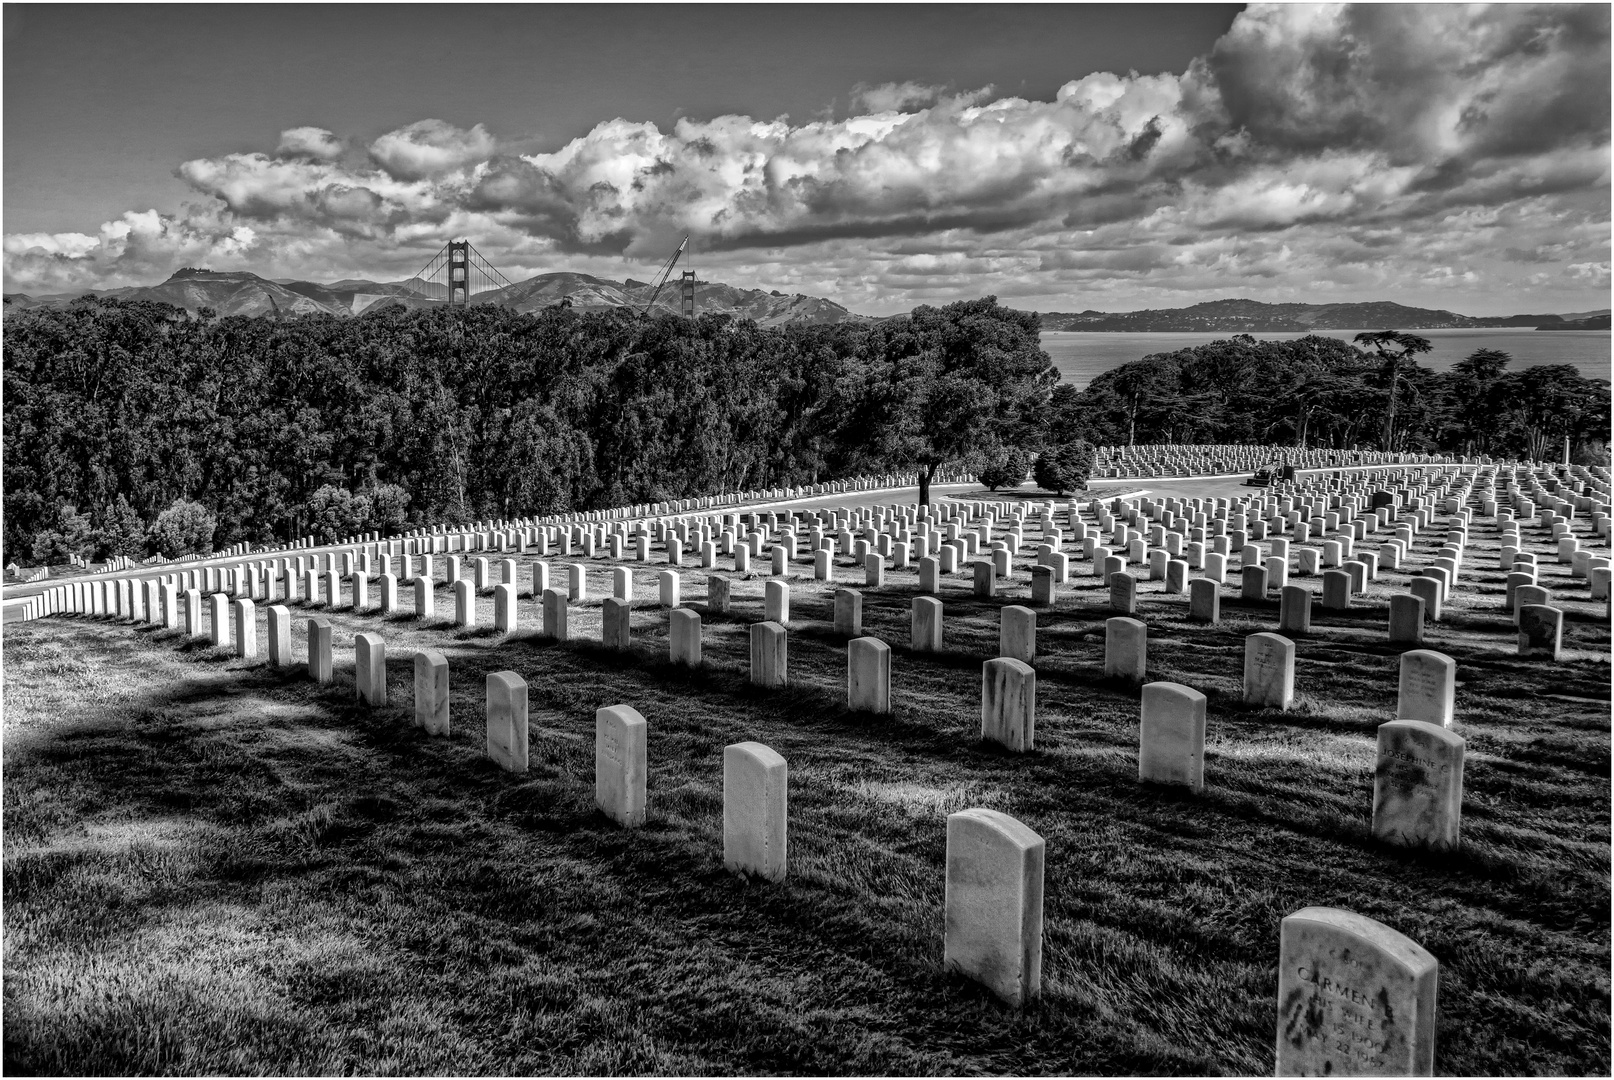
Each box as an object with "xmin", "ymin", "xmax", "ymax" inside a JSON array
[
  {"xmin": 848, "ymin": 637, "xmax": 892, "ymax": 714},
  {"xmin": 1372, "ymin": 719, "xmax": 1464, "ymax": 851},
  {"xmin": 414, "ymin": 649, "xmax": 450, "ymax": 735},
  {"xmin": 1139, "ymin": 682, "xmax": 1206, "ymax": 792},
  {"xmin": 232, "ymin": 598, "xmax": 256, "ymax": 658},
  {"xmin": 912, "ymin": 596, "xmax": 943, "ymax": 652},
  {"xmin": 1396, "ymin": 650, "xmax": 1455, "ymax": 727},
  {"xmin": 1517, "ymin": 604, "xmax": 1562, "ymax": 659},
  {"xmin": 1243, "ymin": 632, "xmax": 1295, "ymax": 710},
  {"xmin": 208, "ymin": 592, "xmax": 229, "ymax": 646},
  {"xmin": 943, "ymin": 808, "xmax": 1044, "ymax": 1008},
  {"xmin": 833, "ymin": 588, "xmax": 863, "ymax": 637},
  {"xmin": 493, "ymin": 582, "xmax": 518, "ymax": 633},
  {"xmin": 267, "ymin": 604, "xmax": 292, "ymax": 666},
  {"xmin": 723, "ymin": 741, "xmax": 787, "ymax": 881},
  {"xmin": 355, "ymin": 633, "xmax": 386, "ymax": 706},
  {"xmin": 542, "ymin": 587, "xmax": 568, "ymax": 640},
  {"xmin": 1276, "ymin": 908, "xmax": 1438, "ymax": 1075},
  {"xmin": 596, "ymin": 704, "xmax": 648, "ymax": 827},
  {"xmin": 981, "ymin": 657, "xmax": 1036, "ymax": 751},
  {"xmin": 599, "ymin": 596, "xmax": 630, "ymax": 650},
  {"xmin": 1000, "ymin": 605, "xmax": 1035, "ymax": 663},
  {"xmin": 307, "ymin": 618, "xmax": 333, "ymax": 684},
  {"xmin": 669, "ymin": 608, "xmax": 702, "ymax": 666},
  {"xmin": 765, "ymin": 579, "xmax": 790, "ymax": 624},
  {"xmin": 750, "ymin": 621, "xmax": 788, "ymax": 688},
  {"xmin": 1104, "ymin": 616, "xmax": 1147, "ymax": 682}
]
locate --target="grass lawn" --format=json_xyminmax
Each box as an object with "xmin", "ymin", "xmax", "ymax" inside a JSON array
[{"xmin": 4, "ymin": 505, "xmax": 1609, "ymax": 1075}]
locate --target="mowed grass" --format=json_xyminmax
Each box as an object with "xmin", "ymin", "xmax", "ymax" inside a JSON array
[{"xmin": 4, "ymin": 507, "xmax": 1610, "ymax": 1075}]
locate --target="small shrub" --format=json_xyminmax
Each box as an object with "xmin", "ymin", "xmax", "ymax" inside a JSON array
[
  {"xmin": 978, "ymin": 447, "xmax": 1031, "ymax": 491},
  {"xmin": 147, "ymin": 499, "xmax": 216, "ymax": 558},
  {"xmin": 1033, "ymin": 440, "xmax": 1096, "ymax": 495}
]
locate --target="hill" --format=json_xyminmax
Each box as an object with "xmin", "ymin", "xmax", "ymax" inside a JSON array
[
  {"xmin": 1037, "ymin": 298, "xmax": 1607, "ymax": 332},
  {"xmin": 3, "ymin": 268, "xmax": 869, "ymax": 326},
  {"xmin": 1539, "ymin": 313, "xmax": 1611, "ymax": 331},
  {"xmin": 0, "ymin": 269, "xmax": 432, "ymax": 319}
]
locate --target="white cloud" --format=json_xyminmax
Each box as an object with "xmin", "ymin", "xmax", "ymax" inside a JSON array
[
  {"xmin": 4, "ymin": 231, "xmax": 100, "ymax": 258},
  {"xmin": 368, "ymin": 119, "xmax": 496, "ymax": 180},
  {"xmin": 5, "ymin": 3, "xmax": 1607, "ymax": 314},
  {"xmin": 1565, "ymin": 261, "xmax": 1611, "ymax": 286},
  {"xmin": 276, "ymin": 126, "xmax": 345, "ymax": 161},
  {"xmin": 852, "ymin": 81, "xmax": 971, "ymax": 114}
]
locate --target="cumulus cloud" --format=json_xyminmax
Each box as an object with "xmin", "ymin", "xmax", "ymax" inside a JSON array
[
  {"xmin": 852, "ymin": 81, "xmax": 957, "ymax": 113},
  {"xmin": 1, "ymin": 208, "xmax": 269, "ymax": 293},
  {"xmin": 4, "ymin": 231, "xmax": 101, "ymax": 259},
  {"xmin": 6, "ymin": 3, "xmax": 1607, "ymax": 314},
  {"xmin": 369, "ymin": 118, "xmax": 496, "ymax": 180},
  {"xmin": 277, "ymin": 126, "xmax": 345, "ymax": 161},
  {"xmin": 1205, "ymin": 5, "xmax": 1609, "ymax": 169}
]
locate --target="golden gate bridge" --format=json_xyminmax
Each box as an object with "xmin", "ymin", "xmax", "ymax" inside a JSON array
[
  {"xmin": 408, "ymin": 237, "xmax": 697, "ymax": 317},
  {"xmin": 409, "ymin": 240, "xmax": 518, "ymax": 306}
]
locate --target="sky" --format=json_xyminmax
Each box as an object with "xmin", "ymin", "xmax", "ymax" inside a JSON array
[{"xmin": 4, "ymin": 3, "xmax": 1609, "ymax": 316}]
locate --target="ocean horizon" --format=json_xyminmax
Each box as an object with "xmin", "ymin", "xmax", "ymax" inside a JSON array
[{"xmin": 1041, "ymin": 328, "xmax": 1613, "ymax": 389}]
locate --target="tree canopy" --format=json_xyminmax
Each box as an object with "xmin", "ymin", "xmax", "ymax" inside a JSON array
[
  {"xmin": 2, "ymin": 296, "xmax": 1057, "ymax": 562},
  {"xmin": 1062, "ymin": 334, "xmax": 1609, "ymax": 463}
]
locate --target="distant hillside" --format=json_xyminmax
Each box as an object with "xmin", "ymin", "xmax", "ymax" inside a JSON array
[
  {"xmin": 3, "ymin": 267, "xmax": 869, "ymax": 327},
  {"xmin": 0, "ymin": 268, "xmax": 435, "ymax": 319},
  {"xmin": 1037, "ymin": 298, "xmax": 1610, "ymax": 332},
  {"xmin": 7, "ymin": 273, "xmax": 1603, "ymax": 332},
  {"xmin": 1539, "ymin": 313, "xmax": 1611, "ymax": 331}
]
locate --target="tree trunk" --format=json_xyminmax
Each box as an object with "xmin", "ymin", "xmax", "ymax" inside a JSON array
[
  {"xmin": 1382, "ymin": 359, "xmax": 1401, "ymax": 450},
  {"xmin": 918, "ymin": 463, "xmax": 935, "ymax": 507}
]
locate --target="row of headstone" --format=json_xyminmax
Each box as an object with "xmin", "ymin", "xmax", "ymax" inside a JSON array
[
  {"xmin": 1095, "ymin": 443, "xmax": 1472, "ymax": 480},
  {"xmin": 0, "ymin": 456, "xmax": 1387, "ymax": 619},
  {"xmin": 14, "ymin": 466, "xmax": 979, "ymax": 584},
  {"xmin": 22, "ymin": 457, "xmax": 1599, "ymax": 681}
]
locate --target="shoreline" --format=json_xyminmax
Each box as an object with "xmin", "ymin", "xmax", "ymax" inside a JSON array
[{"xmin": 1039, "ymin": 327, "xmax": 1611, "ymax": 335}]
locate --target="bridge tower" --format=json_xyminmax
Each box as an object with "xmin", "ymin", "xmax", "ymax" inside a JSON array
[
  {"xmin": 407, "ymin": 239, "xmax": 515, "ymax": 308},
  {"xmin": 679, "ymin": 270, "xmax": 697, "ymax": 318},
  {"xmin": 448, "ymin": 240, "xmax": 470, "ymax": 306}
]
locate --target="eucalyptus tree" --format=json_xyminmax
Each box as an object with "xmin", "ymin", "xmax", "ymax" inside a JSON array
[{"xmin": 1353, "ymin": 330, "xmax": 1433, "ymax": 450}]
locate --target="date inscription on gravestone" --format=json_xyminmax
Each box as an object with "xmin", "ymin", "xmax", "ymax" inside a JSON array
[{"xmin": 1277, "ymin": 906, "xmax": 1438, "ymax": 1076}]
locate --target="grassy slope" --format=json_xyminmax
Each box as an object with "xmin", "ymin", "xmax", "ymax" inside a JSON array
[{"xmin": 4, "ymin": 504, "xmax": 1609, "ymax": 1075}]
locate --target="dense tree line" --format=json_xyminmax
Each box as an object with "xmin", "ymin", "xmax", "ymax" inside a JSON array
[
  {"xmin": 6, "ymin": 299, "xmax": 1606, "ymax": 566},
  {"xmin": 2, "ymin": 296, "xmax": 1052, "ymax": 563},
  {"xmin": 1048, "ymin": 332, "xmax": 1611, "ymax": 463}
]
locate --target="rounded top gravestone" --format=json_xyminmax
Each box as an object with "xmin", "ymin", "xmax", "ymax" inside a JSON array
[{"xmin": 1276, "ymin": 906, "xmax": 1438, "ymax": 1077}]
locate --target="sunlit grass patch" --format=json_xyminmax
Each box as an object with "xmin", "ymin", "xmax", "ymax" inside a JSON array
[{"xmin": 840, "ymin": 777, "xmax": 986, "ymax": 819}]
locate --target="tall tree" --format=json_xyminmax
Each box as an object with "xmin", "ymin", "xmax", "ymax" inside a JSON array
[{"xmin": 1353, "ymin": 330, "xmax": 1433, "ymax": 450}]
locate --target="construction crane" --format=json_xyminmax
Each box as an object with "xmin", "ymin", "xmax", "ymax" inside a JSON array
[{"xmin": 638, "ymin": 236, "xmax": 688, "ymax": 317}]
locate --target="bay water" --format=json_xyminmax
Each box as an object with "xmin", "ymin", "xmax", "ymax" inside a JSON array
[{"xmin": 1041, "ymin": 329, "xmax": 1612, "ymax": 389}]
